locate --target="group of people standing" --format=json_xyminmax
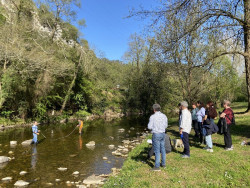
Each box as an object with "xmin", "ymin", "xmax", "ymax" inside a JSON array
[{"xmin": 148, "ymin": 100, "xmax": 234, "ymax": 171}]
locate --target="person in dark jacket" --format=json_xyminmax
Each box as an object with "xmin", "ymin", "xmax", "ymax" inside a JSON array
[
  {"xmin": 148, "ymin": 133, "xmax": 172, "ymax": 159},
  {"xmin": 220, "ymin": 100, "xmax": 234, "ymax": 151},
  {"xmin": 202, "ymin": 102, "xmax": 214, "ymax": 152}
]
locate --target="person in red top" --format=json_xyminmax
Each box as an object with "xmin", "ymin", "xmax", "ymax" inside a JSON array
[{"xmin": 220, "ymin": 100, "xmax": 234, "ymax": 151}]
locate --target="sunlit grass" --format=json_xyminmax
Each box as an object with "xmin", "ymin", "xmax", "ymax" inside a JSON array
[{"xmin": 104, "ymin": 102, "xmax": 250, "ymax": 187}]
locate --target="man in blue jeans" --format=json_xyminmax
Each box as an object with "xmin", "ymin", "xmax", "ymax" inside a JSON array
[{"xmin": 148, "ymin": 104, "xmax": 168, "ymax": 171}]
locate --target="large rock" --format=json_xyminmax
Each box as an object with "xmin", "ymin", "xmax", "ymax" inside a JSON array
[
  {"xmin": 14, "ymin": 180, "xmax": 29, "ymax": 187},
  {"xmin": 0, "ymin": 156, "xmax": 10, "ymax": 163},
  {"xmin": 82, "ymin": 174, "xmax": 105, "ymax": 185},
  {"xmin": 21, "ymin": 139, "xmax": 32, "ymax": 146}
]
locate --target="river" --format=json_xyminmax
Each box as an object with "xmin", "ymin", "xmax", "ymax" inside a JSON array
[{"xmin": 0, "ymin": 117, "xmax": 149, "ymax": 187}]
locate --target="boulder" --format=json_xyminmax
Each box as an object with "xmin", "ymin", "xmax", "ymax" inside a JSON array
[
  {"xmin": 14, "ymin": 180, "xmax": 29, "ymax": 187},
  {"xmin": 82, "ymin": 174, "xmax": 105, "ymax": 185},
  {"xmin": 58, "ymin": 167, "xmax": 67, "ymax": 172},
  {"xmin": 0, "ymin": 156, "xmax": 9, "ymax": 163},
  {"xmin": 21, "ymin": 139, "xmax": 32, "ymax": 146}
]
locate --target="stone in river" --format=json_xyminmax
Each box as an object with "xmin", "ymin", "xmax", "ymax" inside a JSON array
[
  {"xmin": 118, "ymin": 128, "xmax": 125, "ymax": 132},
  {"xmin": 14, "ymin": 180, "xmax": 29, "ymax": 187},
  {"xmin": 122, "ymin": 140, "xmax": 130, "ymax": 144},
  {"xmin": 8, "ymin": 151, "xmax": 14, "ymax": 155},
  {"xmin": 86, "ymin": 141, "xmax": 95, "ymax": 150},
  {"xmin": 20, "ymin": 171, "xmax": 28, "ymax": 175},
  {"xmin": 108, "ymin": 145, "xmax": 115, "ymax": 149},
  {"xmin": 2, "ymin": 177, "xmax": 12, "ymax": 181},
  {"xmin": 0, "ymin": 156, "xmax": 10, "ymax": 163},
  {"xmin": 46, "ymin": 182, "xmax": 53, "ymax": 186},
  {"xmin": 21, "ymin": 139, "xmax": 33, "ymax": 146},
  {"xmin": 103, "ymin": 157, "xmax": 108, "ymax": 160},
  {"xmin": 55, "ymin": 179, "xmax": 61, "ymax": 182},
  {"xmin": 58, "ymin": 167, "xmax": 67, "ymax": 171},
  {"xmin": 10, "ymin": 141, "xmax": 17, "ymax": 146},
  {"xmin": 73, "ymin": 171, "xmax": 80, "ymax": 175},
  {"xmin": 82, "ymin": 174, "xmax": 105, "ymax": 185}
]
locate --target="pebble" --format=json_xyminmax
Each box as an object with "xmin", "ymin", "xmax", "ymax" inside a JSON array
[
  {"xmin": 108, "ymin": 145, "xmax": 115, "ymax": 149},
  {"xmin": 58, "ymin": 167, "xmax": 67, "ymax": 171},
  {"xmin": 46, "ymin": 182, "xmax": 53, "ymax": 186},
  {"xmin": 19, "ymin": 171, "xmax": 28, "ymax": 175},
  {"xmin": 1, "ymin": 177, "xmax": 12, "ymax": 181},
  {"xmin": 73, "ymin": 171, "xmax": 80, "ymax": 175}
]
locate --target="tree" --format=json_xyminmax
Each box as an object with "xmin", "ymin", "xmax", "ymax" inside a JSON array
[
  {"xmin": 130, "ymin": 0, "xmax": 250, "ymax": 112},
  {"xmin": 35, "ymin": 0, "xmax": 82, "ymax": 41}
]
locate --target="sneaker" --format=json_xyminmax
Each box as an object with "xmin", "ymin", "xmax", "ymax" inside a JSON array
[
  {"xmin": 161, "ymin": 164, "xmax": 166, "ymax": 168},
  {"xmin": 151, "ymin": 167, "xmax": 161, "ymax": 171},
  {"xmin": 225, "ymin": 147, "xmax": 233, "ymax": 151},
  {"xmin": 203, "ymin": 146, "xmax": 210, "ymax": 150},
  {"xmin": 207, "ymin": 148, "xmax": 213, "ymax": 152},
  {"xmin": 181, "ymin": 154, "xmax": 190, "ymax": 158}
]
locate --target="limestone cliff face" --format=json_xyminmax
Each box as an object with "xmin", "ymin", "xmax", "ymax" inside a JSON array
[{"xmin": 0, "ymin": 0, "xmax": 75, "ymax": 47}]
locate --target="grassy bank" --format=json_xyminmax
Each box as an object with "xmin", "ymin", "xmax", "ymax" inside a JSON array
[{"xmin": 104, "ymin": 103, "xmax": 250, "ymax": 187}]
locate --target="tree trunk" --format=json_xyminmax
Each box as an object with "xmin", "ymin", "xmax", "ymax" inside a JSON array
[
  {"xmin": 60, "ymin": 52, "xmax": 83, "ymax": 113},
  {"xmin": 244, "ymin": 0, "xmax": 250, "ymax": 112}
]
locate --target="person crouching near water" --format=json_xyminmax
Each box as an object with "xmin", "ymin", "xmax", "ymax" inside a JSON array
[
  {"xmin": 148, "ymin": 104, "xmax": 168, "ymax": 171},
  {"xmin": 179, "ymin": 101, "xmax": 192, "ymax": 158},
  {"xmin": 76, "ymin": 120, "xmax": 83, "ymax": 134},
  {"xmin": 32, "ymin": 121, "xmax": 40, "ymax": 144}
]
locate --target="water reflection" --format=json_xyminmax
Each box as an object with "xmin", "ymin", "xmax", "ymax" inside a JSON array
[
  {"xmin": 79, "ymin": 135, "xmax": 82, "ymax": 150},
  {"xmin": 31, "ymin": 145, "xmax": 37, "ymax": 170}
]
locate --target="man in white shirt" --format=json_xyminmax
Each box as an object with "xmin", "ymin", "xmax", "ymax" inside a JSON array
[
  {"xmin": 148, "ymin": 104, "xmax": 168, "ymax": 171},
  {"xmin": 179, "ymin": 101, "xmax": 192, "ymax": 158}
]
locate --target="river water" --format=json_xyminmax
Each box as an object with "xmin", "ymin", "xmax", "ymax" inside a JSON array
[{"xmin": 0, "ymin": 117, "xmax": 148, "ymax": 187}]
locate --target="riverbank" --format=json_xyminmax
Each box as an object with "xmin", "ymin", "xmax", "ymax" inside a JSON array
[
  {"xmin": 0, "ymin": 109, "xmax": 125, "ymax": 131},
  {"xmin": 103, "ymin": 104, "xmax": 250, "ymax": 187}
]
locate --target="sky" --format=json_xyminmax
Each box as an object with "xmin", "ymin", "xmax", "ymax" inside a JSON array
[{"xmin": 77, "ymin": 0, "xmax": 159, "ymax": 61}]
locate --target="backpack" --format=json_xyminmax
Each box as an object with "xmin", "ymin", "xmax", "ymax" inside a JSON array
[{"xmin": 226, "ymin": 111, "xmax": 236, "ymax": 125}]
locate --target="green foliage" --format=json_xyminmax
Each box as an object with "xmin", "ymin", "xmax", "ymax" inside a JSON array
[
  {"xmin": 62, "ymin": 22, "xmax": 79, "ymax": 41},
  {"xmin": 75, "ymin": 109, "xmax": 90, "ymax": 118},
  {"xmin": 0, "ymin": 13, "xmax": 6, "ymax": 25}
]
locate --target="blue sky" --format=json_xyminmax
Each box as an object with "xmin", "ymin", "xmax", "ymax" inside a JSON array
[{"xmin": 78, "ymin": 0, "xmax": 158, "ymax": 60}]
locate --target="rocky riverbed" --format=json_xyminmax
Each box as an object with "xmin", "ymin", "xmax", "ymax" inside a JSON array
[{"xmin": 0, "ymin": 117, "xmax": 150, "ymax": 187}]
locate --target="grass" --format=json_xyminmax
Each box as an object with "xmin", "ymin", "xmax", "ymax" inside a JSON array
[{"xmin": 103, "ymin": 102, "xmax": 250, "ymax": 188}]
